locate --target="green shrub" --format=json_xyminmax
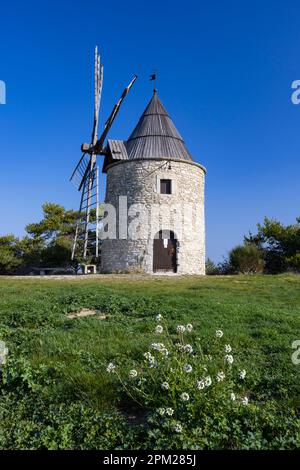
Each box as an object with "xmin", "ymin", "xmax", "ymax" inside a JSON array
[
  {"xmin": 105, "ymin": 316, "xmax": 300, "ymax": 449},
  {"xmin": 229, "ymin": 244, "xmax": 264, "ymax": 274},
  {"xmin": 205, "ymin": 258, "xmax": 221, "ymax": 275},
  {"xmin": 244, "ymin": 216, "xmax": 300, "ymax": 274}
]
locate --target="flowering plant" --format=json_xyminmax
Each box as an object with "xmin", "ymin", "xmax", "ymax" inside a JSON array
[
  {"xmin": 106, "ymin": 317, "xmax": 250, "ymax": 441},
  {"xmin": 0, "ymin": 341, "xmax": 8, "ymax": 366}
]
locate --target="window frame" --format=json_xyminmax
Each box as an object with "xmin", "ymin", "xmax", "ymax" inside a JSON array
[{"xmin": 160, "ymin": 178, "xmax": 172, "ymax": 195}]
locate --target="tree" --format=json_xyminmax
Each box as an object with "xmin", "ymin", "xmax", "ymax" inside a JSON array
[
  {"xmin": 245, "ymin": 216, "xmax": 300, "ymax": 273},
  {"xmin": 228, "ymin": 244, "xmax": 264, "ymax": 274},
  {"xmin": 24, "ymin": 202, "xmax": 81, "ymax": 270},
  {"xmin": 18, "ymin": 235, "xmax": 44, "ymax": 266},
  {"xmin": 0, "ymin": 202, "xmax": 105, "ymax": 274},
  {"xmin": 26, "ymin": 202, "xmax": 79, "ymax": 241},
  {"xmin": 0, "ymin": 235, "xmax": 22, "ymax": 274}
]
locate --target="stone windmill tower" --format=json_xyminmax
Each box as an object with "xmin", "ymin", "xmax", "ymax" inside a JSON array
[{"xmin": 101, "ymin": 89, "xmax": 206, "ymax": 275}]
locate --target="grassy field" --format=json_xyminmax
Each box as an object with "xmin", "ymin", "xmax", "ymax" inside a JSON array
[{"xmin": 0, "ymin": 273, "xmax": 300, "ymax": 449}]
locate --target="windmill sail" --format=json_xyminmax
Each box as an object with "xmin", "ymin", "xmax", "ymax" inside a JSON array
[
  {"xmin": 94, "ymin": 75, "xmax": 137, "ymax": 154},
  {"xmin": 70, "ymin": 47, "xmax": 137, "ymax": 264},
  {"xmin": 70, "ymin": 153, "xmax": 90, "ymax": 190}
]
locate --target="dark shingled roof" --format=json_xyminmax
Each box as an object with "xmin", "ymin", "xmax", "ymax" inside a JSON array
[{"xmin": 125, "ymin": 91, "xmax": 193, "ymax": 161}]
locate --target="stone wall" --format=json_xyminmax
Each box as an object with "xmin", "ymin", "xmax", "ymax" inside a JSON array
[{"xmin": 101, "ymin": 158, "xmax": 206, "ymax": 275}]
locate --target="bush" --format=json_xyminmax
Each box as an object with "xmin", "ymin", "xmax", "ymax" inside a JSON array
[
  {"xmin": 229, "ymin": 244, "xmax": 264, "ymax": 274},
  {"xmin": 205, "ymin": 258, "xmax": 221, "ymax": 275},
  {"xmin": 0, "ymin": 235, "xmax": 22, "ymax": 274},
  {"xmin": 105, "ymin": 316, "xmax": 300, "ymax": 449},
  {"xmin": 107, "ymin": 318, "xmax": 247, "ymax": 447},
  {"xmin": 244, "ymin": 216, "xmax": 300, "ymax": 274}
]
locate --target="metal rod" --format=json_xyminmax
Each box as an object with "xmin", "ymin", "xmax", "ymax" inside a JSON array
[
  {"xmin": 83, "ymin": 156, "xmax": 96, "ymax": 258},
  {"xmin": 81, "ymin": 192, "xmax": 97, "ymax": 205},
  {"xmin": 71, "ymin": 181, "xmax": 85, "ymax": 260},
  {"xmin": 96, "ymin": 166, "xmax": 99, "ymax": 258},
  {"xmin": 70, "ymin": 153, "xmax": 86, "ymax": 183}
]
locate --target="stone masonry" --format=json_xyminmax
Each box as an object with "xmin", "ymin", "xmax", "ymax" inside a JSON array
[{"xmin": 101, "ymin": 158, "xmax": 205, "ymax": 274}]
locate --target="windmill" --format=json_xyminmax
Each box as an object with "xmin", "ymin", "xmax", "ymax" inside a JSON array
[{"xmin": 70, "ymin": 47, "xmax": 137, "ymax": 263}]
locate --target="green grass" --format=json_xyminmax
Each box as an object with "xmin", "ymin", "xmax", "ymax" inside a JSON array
[{"xmin": 0, "ymin": 273, "xmax": 300, "ymax": 448}]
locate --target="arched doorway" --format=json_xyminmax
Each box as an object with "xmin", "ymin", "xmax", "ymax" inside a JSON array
[{"xmin": 153, "ymin": 230, "xmax": 177, "ymax": 273}]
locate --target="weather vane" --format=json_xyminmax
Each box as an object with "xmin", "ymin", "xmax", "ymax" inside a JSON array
[{"xmin": 150, "ymin": 70, "xmax": 157, "ymax": 92}]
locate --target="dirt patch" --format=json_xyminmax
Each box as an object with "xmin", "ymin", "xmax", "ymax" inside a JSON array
[
  {"xmin": 67, "ymin": 309, "xmax": 106, "ymax": 320},
  {"xmin": 123, "ymin": 409, "xmax": 149, "ymax": 427}
]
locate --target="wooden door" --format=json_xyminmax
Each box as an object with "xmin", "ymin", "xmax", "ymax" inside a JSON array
[{"xmin": 153, "ymin": 232, "xmax": 177, "ymax": 272}]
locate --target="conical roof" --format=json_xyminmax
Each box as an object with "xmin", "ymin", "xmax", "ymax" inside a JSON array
[{"xmin": 125, "ymin": 91, "xmax": 193, "ymax": 161}]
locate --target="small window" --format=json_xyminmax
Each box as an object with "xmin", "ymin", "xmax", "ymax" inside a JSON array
[{"xmin": 160, "ymin": 179, "xmax": 172, "ymax": 194}]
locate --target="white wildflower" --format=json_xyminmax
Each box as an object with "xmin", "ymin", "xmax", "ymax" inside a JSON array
[
  {"xmin": 144, "ymin": 352, "xmax": 155, "ymax": 365},
  {"xmin": 129, "ymin": 369, "xmax": 138, "ymax": 378},
  {"xmin": 161, "ymin": 382, "xmax": 169, "ymax": 390},
  {"xmin": 180, "ymin": 392, "xmax": 190, "ymax": 401},
  {"xmin": 186, "ymin": 323, "xmax": 193, "ymax": 332},
  {"xmin": 173, "ymin": 423, "xmax": 183, "ymax": 433},
  {"xmin": 230, "ymin": 392, "xmax": 236, "ymax": 401},
  {"xmin": 215, "ymin": 329, "xmax": 224, "ymax": 338},
  {"xmin": 240, "ymin": 396, "xmax": 249, "ymax": 406},
  {"xmin": 155, "ymin": 325, "xmax": 163, "ymax": 334},
  {"xmin": 0, "ymin": 341, "xmax": 8, "ymax": 365},
  {"xmin": 196, "ymin": 375, "xmax": 211, "ymax": 389},
  {"xmin": 177, "ymin": 325, "xmax": 186, "ymax": 333},
  {"xmin": 106, "ymin": 362, "xmax": 115, "ymax": 373},
  {"xmin": 144, "ymin": 351, "xmax": 153, "ymax": 360},
  {"xmin": 158, "ymin": 407, "xmax": 166, "ymax": 416},
  {"xmin": 150, "ymin": 343, "xmax": 163, "ymax": 351},
  {"xmin": 165, "ymin": 407, "xmax": 174, "ymax": 416},
  {"xmin": 216, "ymin": 371, "xmax": 225, "ymax": 382},
  {"xmin": 204, "ymin": 376, "xmax": 212, "ymax": 387},
  {"xmin": 225, "ymin": 354, "xmax": 234, "ymax": 365},
  {"xmin": 184, "ymin": 344, "xmax": 193, "ymax": 354},
  {"xmin": 196, "ymin": 379, "xmax": 205, "ymax": 390},
  {"xmin": 156, "ymin": 314, "xmax": 162, "ymax": 321},
  {"xmin": 150, "ymin": 343, "xmax": 168, "ymax": 356},
  {"xmin": 239, "ymin": 369, "xmax": 246, "ymax": 380},
  {"xmin": 149, "ymin": 361, "xmax": 157, "ymax": 369},
  {"xmin": 183, "ymin": 364, "xmax": 193, "ymax": 373},
  {"xmin": 161, "ymin": 347, "xmax": 169, "ymax": 356},
  {"xmin": 224, "ymin": 344, "xmax": 232, "ymax": 353}
]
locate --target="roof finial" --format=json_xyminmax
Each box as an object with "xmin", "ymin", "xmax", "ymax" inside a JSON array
[{"xmin": 150, "ymin": 71, "xmax": 157, "ymax": 94}]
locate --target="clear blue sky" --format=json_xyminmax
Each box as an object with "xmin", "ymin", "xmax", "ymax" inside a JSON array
[{"xmin": 0, "ymin": 0, "xmax": 299, "ymax": 262}]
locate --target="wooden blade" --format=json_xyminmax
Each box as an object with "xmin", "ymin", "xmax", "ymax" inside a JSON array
[
  {"xmin": 78, "ymin": 153, "xmax": 97, "ymax": 191},
  {"xmin": 70, "ymin": 153, "xmax": 88, "ymax": 186},
  {"xmin": 91, "ymin": 47, "xmax": 104, "ymax": 146},
  {"xmin": 93, "ymin": 75, "xmax": 138, "ymax": 154}
]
